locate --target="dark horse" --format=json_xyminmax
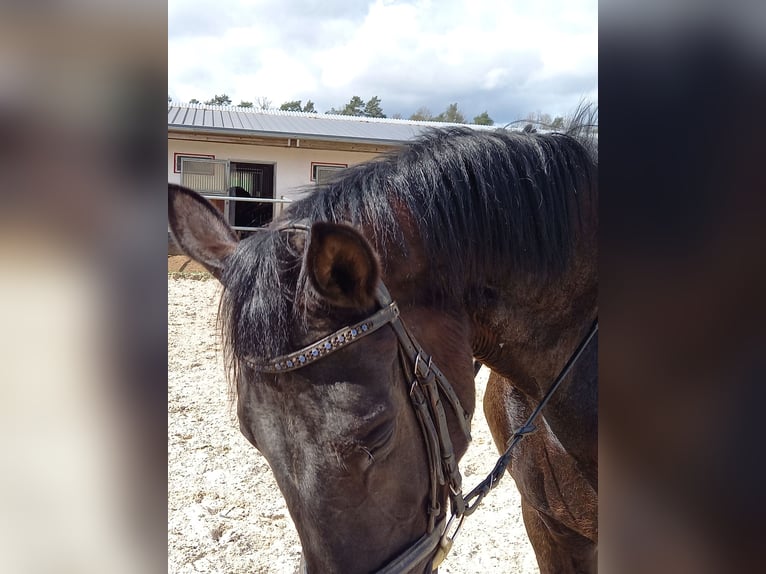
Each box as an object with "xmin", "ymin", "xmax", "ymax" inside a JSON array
[
  {"xmin": 169, "ymin": 116, "xmax": 597, "ymax": 573},
  {"xmin": 230, "ymin": 185, "xmax": 272, "ymax": 235}
]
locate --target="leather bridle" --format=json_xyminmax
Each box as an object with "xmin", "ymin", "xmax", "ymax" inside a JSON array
[{"xmin": 244, "ymin": 225, "xmax": 598, "ymax": 573}]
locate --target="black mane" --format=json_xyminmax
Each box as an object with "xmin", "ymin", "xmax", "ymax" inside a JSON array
[
  {"xmin": 289, "ymin": 125, "xmax": 596, "ymax": 282},
  {"xmin": 221, "ymin": 120, "xmax": 597, "ymax": 365}
]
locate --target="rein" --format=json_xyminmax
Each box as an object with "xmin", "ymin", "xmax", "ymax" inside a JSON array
[{"xmin": 246, "ymin": 225, "xmax": 598, "ymax": 573}]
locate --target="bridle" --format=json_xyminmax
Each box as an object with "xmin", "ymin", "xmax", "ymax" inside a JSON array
[{"xmin": 245, "ymin": 224, "xmax": 598, "ymax": 573}]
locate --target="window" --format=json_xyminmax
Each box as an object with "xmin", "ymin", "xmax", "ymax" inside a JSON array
[
  {"xmin": 181, "ymin": 159, "xmax": 216, "ymax": 176},
  {"xmin": 180, "ymin": 158, "xmax": 229, "ymax": 194},
  {"xmin": 311, "ymin": 162, "xmax": 347, "ymax": 185},
  {"xmin": 174, "ymin": 153, "xmax": 215, "ymax": 173}
]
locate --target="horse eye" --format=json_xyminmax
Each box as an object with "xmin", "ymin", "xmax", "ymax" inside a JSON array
[{"xmin": 359, "ymin": 420, "xmax": 396, "ymax": 459}]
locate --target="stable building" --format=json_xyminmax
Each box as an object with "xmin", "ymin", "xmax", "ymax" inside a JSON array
[{"xmin": 168, "ymin": 103, "xmax": 494, "ymax": 232}]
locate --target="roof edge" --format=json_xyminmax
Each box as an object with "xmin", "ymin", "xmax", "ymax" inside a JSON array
[
  {"xmin": 167, "ymin": 102, "xmax": 498, "ymax": 130},
  {"xmin": 167, "ymin": 125, "xmax": 408, "ymax": 146}
]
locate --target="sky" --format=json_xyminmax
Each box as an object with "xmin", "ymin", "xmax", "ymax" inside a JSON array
[{"xmin": 168, "ymin": 0, "xmax": 597, "ymax": 125}]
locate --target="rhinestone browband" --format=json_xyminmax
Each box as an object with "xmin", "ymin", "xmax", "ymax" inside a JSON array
[{"xmin": 249, "ymin": 302, "xmax": 400, "ymax": 373}]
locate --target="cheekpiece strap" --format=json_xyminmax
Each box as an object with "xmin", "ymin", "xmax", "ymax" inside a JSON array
[{"xmin": 249, "ymin": 302, "xmax": 400, "ymax": 373}]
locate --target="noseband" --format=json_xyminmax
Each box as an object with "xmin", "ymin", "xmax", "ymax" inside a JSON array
[{"xmin": 246, "ymin": 224, "xmax": 598, "ymax": 573}]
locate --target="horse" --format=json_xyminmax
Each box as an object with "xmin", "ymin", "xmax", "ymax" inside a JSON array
[
  {"xmin": 168, "ymin": 117, "xmax": 598, "ymax": 573},
  {"xmin": 230, "ymin": 185, "xmax": 272, "ymax": 236}
]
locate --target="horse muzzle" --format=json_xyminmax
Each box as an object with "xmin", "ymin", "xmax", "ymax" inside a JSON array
[{"xmin": 297, "ymin": 514, "xmax": 446, "ymax": 574}]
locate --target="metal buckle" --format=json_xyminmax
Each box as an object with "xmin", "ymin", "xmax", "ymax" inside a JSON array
[
  {"xmin": 414, "ymin": 352, "xmax": 433, "ymax": 379},
  {"xmin": 431, "ymin": 514, "xmax": 465, "ymax": 570}
]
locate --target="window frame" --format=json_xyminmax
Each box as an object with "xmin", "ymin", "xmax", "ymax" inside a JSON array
[
  {"xmin": 310, "ymin": 162, "xmax": 347, "ymax": 184},
  {"xmin": 174, "ymin": 152, "xmax": 215, "ymax": 173}
]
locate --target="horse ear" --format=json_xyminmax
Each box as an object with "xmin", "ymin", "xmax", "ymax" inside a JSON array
[
  {"xmin": 306, "ymin": 222, "xmax": 380, "ymax": 309},
  {"xmin": 168, "ymin": 184, "xmax": 239, "ymax": 280}
]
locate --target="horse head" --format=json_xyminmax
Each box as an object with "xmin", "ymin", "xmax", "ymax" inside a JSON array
[{"xmin": 169, "ymin": 183, "xmax": 476, "ymax": 573}]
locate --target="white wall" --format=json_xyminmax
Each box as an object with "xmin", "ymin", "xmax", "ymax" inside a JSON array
[{"xmin": 168, "ymin": 138, "xmax": 380, "ymax": 202}]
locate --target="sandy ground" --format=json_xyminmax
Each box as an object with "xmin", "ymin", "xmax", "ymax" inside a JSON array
[
  {"xmin": 168, "ymin": 255, "xmax": 209, "ymax": 275},
  {"xmin": 168, "ymin": 275, "xmax": 538, "ymax": 573}
]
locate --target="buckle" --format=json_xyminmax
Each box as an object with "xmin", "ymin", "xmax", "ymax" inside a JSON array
[
  {"xmin": 431, "ymin": 514, "xmax": 465, "ymax": 569},
  {"xmin": 414, "ymin": 352, "xmax": 433, "ymax": 379}
]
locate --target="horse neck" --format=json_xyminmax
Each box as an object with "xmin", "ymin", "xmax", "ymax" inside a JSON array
[
  {"xmin": 372, "ymin": 203, "xmax": 597, "ymax": 390},
  {"xmin": 368, "ymin": 184, "xmax": 597, "ymax": 375},
  {"xmin": 369, "ymin": 207, "xmax": 597, "ymax": 471},
  {"xmin": 466, "ymin": 225, "xmax": 597, "ymax": 463},
  {"xmin": 471, "ymin": 231, "xmax": 597, "ymax": 397}
]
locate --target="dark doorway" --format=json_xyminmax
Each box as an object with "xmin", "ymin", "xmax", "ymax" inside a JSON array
[{"xmin": 228, "ymin": 162, "xmax": 275, "ymax": 233}]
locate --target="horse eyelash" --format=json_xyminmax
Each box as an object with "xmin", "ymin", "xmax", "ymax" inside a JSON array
[
  {"xmin": 333, "ymin": 451, "xmax": 350, "ymax": 473},
  {"xmin": 359, "ymin": 446, "xmax": 375, "ymax": 464}
]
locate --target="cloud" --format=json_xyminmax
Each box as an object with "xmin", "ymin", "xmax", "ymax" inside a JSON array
[{"xmin": 168, "ymin": 0, "xmax": 597, "ymax": 122}]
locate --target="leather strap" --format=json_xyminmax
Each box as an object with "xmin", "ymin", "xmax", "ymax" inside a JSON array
[
  {"xmin": 374, "ymin": 516, "xmax": 446, "ymax": 574},
  {"xmin": 375, "ymin": 284, "xmax": 472, "ymax": 442},
  {"xmin": 246, "ymin": 302, "xmax": 399, "ymax": 373}
]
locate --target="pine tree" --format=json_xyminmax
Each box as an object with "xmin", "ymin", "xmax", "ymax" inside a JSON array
[
  {"xmin": 204, "ymin": 94, "xmax": 232, "ymax": 106},
  {"xmin": 340, "ymin": 96, "xmax": 365, "ymax": 116},
  {"xmin": 280, "ymin": 100, "xmax": 303, "ymax": 111},
  {"xmin": 363, "ymin": 96, "xmax": 386, "ymax": 118},
  {"xmin": 434, "ymin": 103, "xmax": 465, "ymax": 124},
  {"xmin": 473, "ymin": 111, "xmax": 494, "ymax": 125}
]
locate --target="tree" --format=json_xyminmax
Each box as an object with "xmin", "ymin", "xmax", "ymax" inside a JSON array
[
  {"xmin": 280, "ymin": 100, "xmax": 316, "ymax": 113},
  {"xmin": 280, "ymin": 100, "xmax": 303, "ymax": 111},
  {"xmin": 255, "ymin": 96, "xmax": 272, "ymax": 110},
  {"xmin": 239, "ymin": 101, "xmax": 253, "ymax": 108},
  {"xmin": 550, "ymin": 116, "xmax": 565, "ymax": 129},
  {"xmin": 340, "ymin": 96, "xmax": 366, "ymax": 116},
  {"xmin": 434, "ymin": 103, "xmax": 465, "ymax": 124},
  {"xmin": 473, "ymin": 111, "xmax": 494, "ymax": 125},
  {"xmin": 327, "ymin": 96, "xmax": 365, "ymax": 116},
  {"xmin": 525, "ymin": 111, "xmax": 558, "ymax": 128},
  {"xmin": 409, "ymin": 106, "xmax": 433, "ymax": 121},
  {"xmin": 205, "ymin": 94, "xmax": 232, "ymax": 106},
  {"xmin": 189, "ymin": 98, "xmax": 200, "ymax": 104},
  {"xmin": 363, "ymin": 96, "xmax": 386, "ymax": 118},
  {"xmin": 391, "ymin": 113, "xmax": 403, "ymax": 120}
]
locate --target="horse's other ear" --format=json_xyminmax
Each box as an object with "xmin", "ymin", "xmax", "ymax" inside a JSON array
[
  {"xmin": 168, "ymin": 184, "xmax": 239, "ymax": 280},
  {"xmin": 306, "ymin": 222, "xmax": 380, "ymax": 309}
]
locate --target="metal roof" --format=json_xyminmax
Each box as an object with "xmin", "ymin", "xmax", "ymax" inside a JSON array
[{"xmin": 168, "ymin": 103, "xmax": 498, "ymax": 145}]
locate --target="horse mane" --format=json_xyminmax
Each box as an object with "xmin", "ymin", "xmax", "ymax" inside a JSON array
[
  {"xmin": 287, "ymin": 113, "xmax": 597, "ymax": 291},
  {"xmin": 220, "ymin": 108, "xmax": 597, "ymax": 372}
]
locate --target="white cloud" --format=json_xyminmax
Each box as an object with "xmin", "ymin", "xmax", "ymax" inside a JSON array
[{"xmin": 168, "ymin": 0, "xmax": 597, "ymax": 121}]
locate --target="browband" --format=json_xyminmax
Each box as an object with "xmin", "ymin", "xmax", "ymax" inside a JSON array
[{"xmin": 247, "ymin": 302, "xmax": 400, "ymax": 373}]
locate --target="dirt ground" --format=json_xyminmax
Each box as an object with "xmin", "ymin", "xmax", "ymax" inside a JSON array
[
  {"xmin": 168, "ymin": 275, "xmax": 538, "ymax": 573},
  {"xmin": 168, "ymin": 255, "xmax": 210, "ymax": 275}
]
